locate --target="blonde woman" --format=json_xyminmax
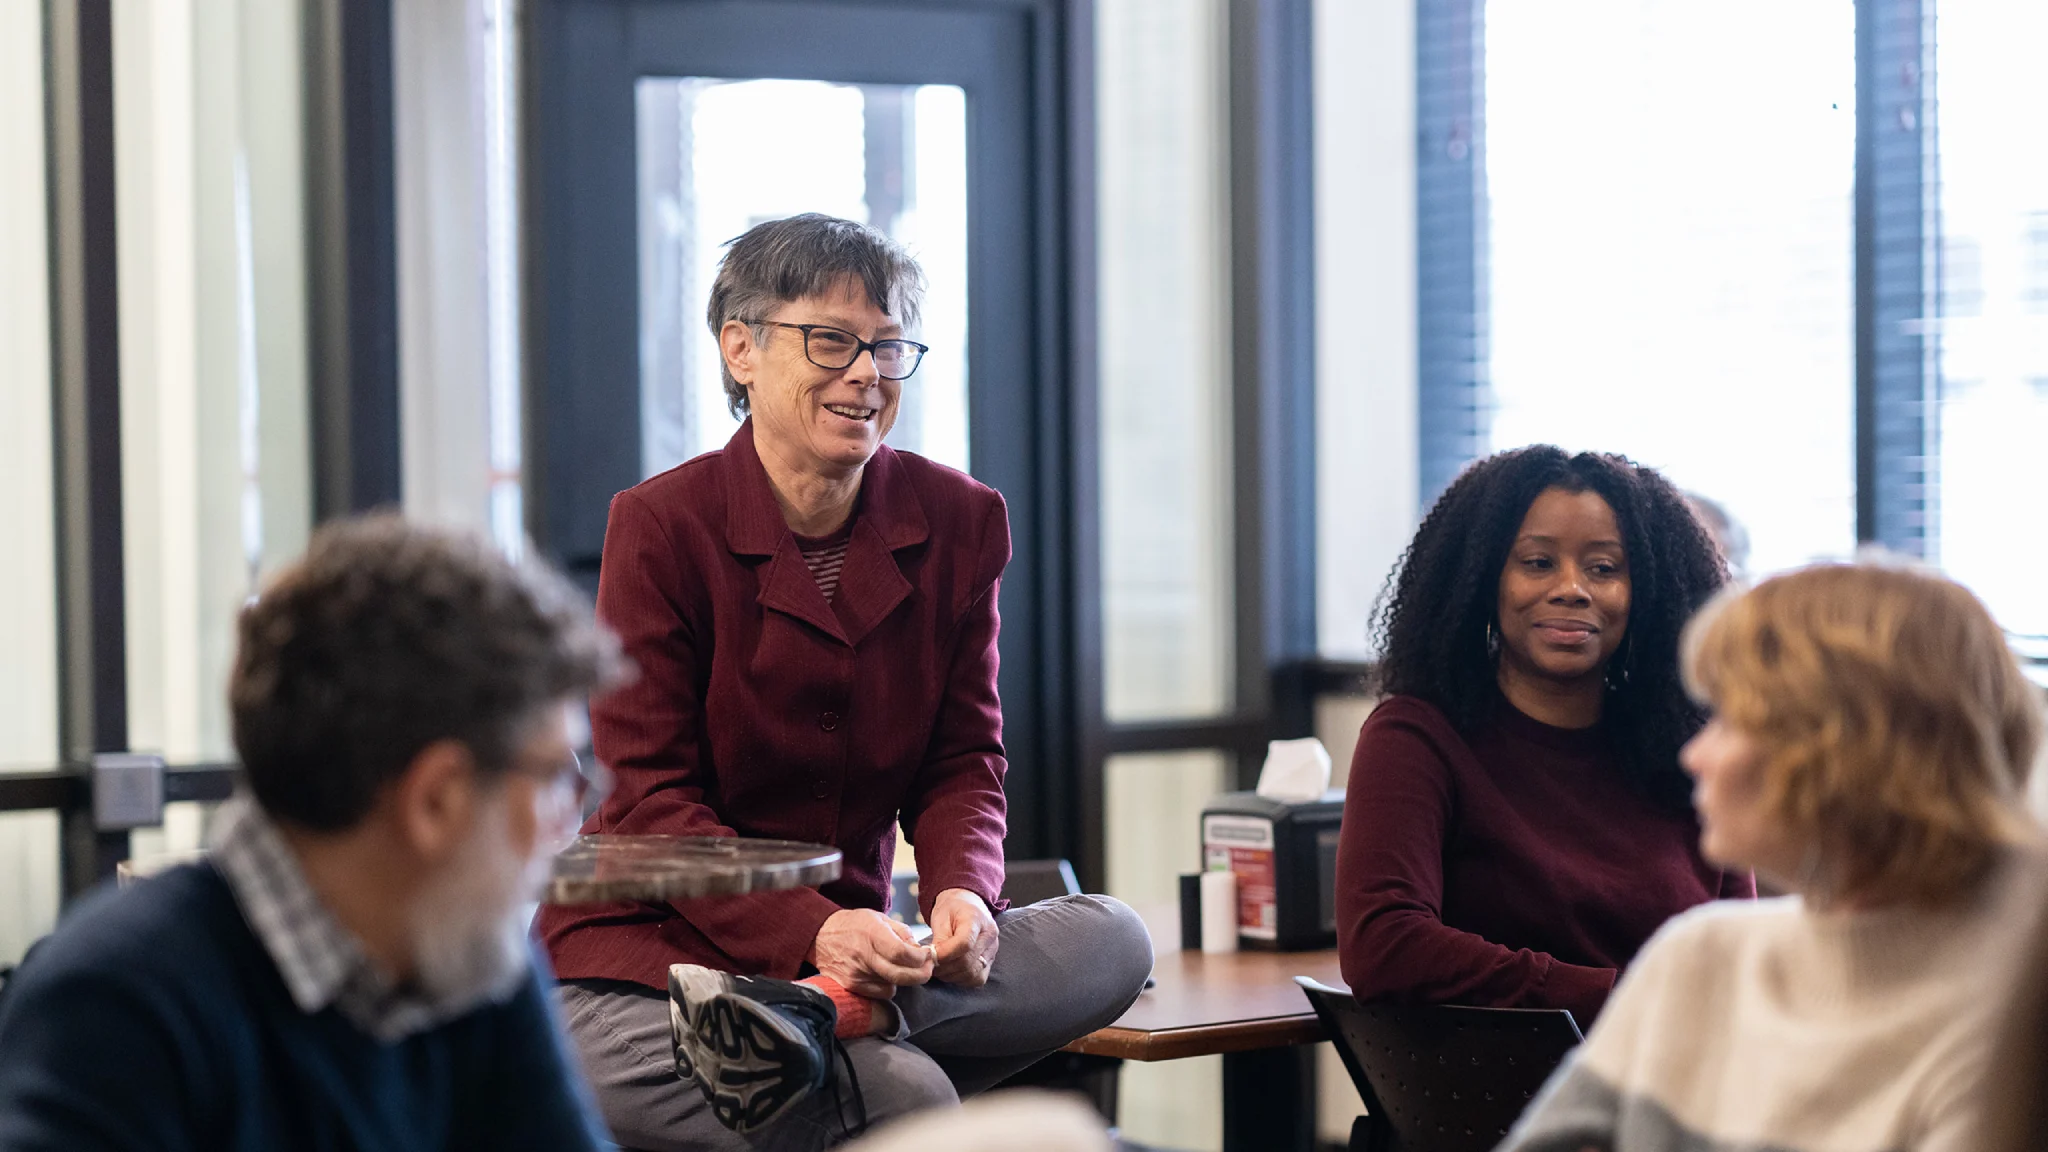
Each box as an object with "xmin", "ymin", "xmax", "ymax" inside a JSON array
[{"xmin": 1500, "ymin": 560, "xmax": 2047, "ymax": 1152}]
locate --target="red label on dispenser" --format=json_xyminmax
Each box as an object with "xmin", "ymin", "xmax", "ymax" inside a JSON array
[{"xmin": 1202, "ymin": 814, "xmax": 1278, "ymax": 940}]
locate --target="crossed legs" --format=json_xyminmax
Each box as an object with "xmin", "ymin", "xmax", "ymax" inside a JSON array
[{"xmin": 557, "ymin": 894, "xmax": 1153, "ymax": 1151}]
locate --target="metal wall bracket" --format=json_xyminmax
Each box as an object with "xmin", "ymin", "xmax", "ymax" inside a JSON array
[{"xmin": 91, "ymin": 753, "xmax": 165, "ymax": 830}]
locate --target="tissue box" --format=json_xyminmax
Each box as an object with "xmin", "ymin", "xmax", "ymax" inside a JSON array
[{"xmin": 1200, "ymin": 790, "xmax": 1345, "ymax": 951}]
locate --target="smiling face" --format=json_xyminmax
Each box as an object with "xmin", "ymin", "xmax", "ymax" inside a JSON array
[
  {"xmin": 721, "ymin": 275, "xmax": 902, "ymax": 479},
  {"xmin": 1495, "ymin": 486, "xmax": 1633, "ymax": 689}
]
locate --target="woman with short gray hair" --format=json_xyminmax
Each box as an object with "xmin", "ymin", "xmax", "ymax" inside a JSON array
[{"xmin": 537, "ymin": 213, "xmax": 1151, "ymax": 1150}]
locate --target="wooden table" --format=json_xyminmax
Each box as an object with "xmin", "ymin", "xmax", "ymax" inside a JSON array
[{"xmin": 1064, "ymin": 907, "xmax": 1345, "ymax": 1152}]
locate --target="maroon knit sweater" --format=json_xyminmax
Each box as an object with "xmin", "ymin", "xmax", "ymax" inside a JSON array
[{"xmin": 1335, "ymin": 694, "xmax": 1751, "ymax": 1026}]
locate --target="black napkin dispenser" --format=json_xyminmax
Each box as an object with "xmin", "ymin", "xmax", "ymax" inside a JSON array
[{"xmin": 1199, "ymin": 789, "xmax": 1345, "ymax": 951}]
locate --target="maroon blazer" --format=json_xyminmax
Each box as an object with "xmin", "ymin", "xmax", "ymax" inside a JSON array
[{"xmin": 537, "ymin": 421, "xmax": 1011, "ymax": 988}]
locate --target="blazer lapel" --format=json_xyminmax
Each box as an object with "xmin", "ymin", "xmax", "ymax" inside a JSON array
[
  {"xmin": 832, "ymin": 445, "xmax": 927, "ymax": 647},
  {"xmin": 721, "ymin": 421, "xmax": 786, "ymax": 556},
  {"xmin": 720, "ymin": 420, "xmax": 928, "ymax": 648},
  {"xmin": 757, "ymin": 537, "xmax": 851, "ymax": 645},
  {"xmin": 722, "ymin": 421, "xmax": 850, "ymax": 644},
  {"xmin": 832, "ymin": 523, "xmax": 913, "ymax": 646}
]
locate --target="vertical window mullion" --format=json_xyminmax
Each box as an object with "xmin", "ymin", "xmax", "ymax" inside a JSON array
[
  {"xmin": 1856, "ymin": 0, "xmax": 1939, "ymax": 554},
  {"xmin": 1414, "ymin": 0, "xmax": 1487, "ymax": 510}
]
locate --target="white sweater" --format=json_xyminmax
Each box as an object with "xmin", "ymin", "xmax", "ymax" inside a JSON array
[{"xmin": 1500, "ymin": 848, "xmax": 2048, "ymax": 1152}]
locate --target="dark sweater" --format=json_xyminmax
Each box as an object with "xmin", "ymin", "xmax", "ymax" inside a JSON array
[
  {"xmin": 0, "ymin": 864, "xmax": 611, "ymax": 1152},
  {"xmin": 1335, "ymin": 695, "xmax": 1751, "ymax": 1025}
]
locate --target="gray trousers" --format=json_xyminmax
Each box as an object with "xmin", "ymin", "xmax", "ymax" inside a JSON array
[{"xmin": 556, "ymin": 893, "xmax": 1154, "ymax": 1152}]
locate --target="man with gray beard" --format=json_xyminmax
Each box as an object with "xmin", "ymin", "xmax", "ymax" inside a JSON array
[{"xmin": 0, "ymin": 516, "xmax": 624, "ymax": 1151}]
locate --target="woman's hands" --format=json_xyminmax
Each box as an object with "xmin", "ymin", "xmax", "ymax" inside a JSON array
[
  {"xmin": 929, "ymin": 888, "xmax": 999, "ymax": 988},
  {"xmin": 807, "ymin": 909, "xmax": 933, "ymax": 998},
  {"xmin": 805, "ymin": 889, "xmax": 1001, "ymax": 998}
]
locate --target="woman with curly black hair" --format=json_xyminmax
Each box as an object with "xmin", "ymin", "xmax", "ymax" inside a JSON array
[{"xmin": 1335, "ymin": 446, "xmax": 1752, "ymax": 1027}]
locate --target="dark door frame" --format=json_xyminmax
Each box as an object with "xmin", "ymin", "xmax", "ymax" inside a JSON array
[
  {"xmin": 44, "ymin": 0, "xmax": 131, "ymax": 896},
  {"xmin": 521, "ymin": 0, "xmax": 1090, "ymax": 862}
]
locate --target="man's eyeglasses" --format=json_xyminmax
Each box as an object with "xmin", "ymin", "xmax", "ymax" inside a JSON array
[
  {"xmin": 747, "ymin": 320, "xmax": 929, "ymax": 381},
  {"xmin": 525, "ymin": 750, "xmax": 613, "ymax": 845}
]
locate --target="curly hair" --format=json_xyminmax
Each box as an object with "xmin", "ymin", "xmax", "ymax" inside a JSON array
[
  {"xmin": 1682, "ymin": 560, "xmax": 2041, "ymax": 906},
  {"xmin": 230, "ymin": 515, "xmax": 628, "ymax": 832},
  {"xmin": 1371, "ymin": 446, "xmax": 1729, "ymax": 810}
]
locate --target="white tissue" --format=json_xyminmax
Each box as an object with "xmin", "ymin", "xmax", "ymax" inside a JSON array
[{"xmin": 1255, "ymin": 737, "xmax": 1332, "ymax": 803}]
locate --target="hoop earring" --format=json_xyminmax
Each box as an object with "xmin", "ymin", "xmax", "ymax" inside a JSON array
[
  {"xmin": 1484, "ymin": 620, "xmax": 1501, "ymax": 661},
  {"xmin": 1604, "ymin": 636, "xmax": 1634, "ymax": 691}
]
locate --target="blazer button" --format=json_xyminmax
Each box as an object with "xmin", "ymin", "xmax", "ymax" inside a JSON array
[
  {"xmin": 811, "ymin": 777, "xmax": 831, "ymax": 799},
  {"xmin": 819, "ymin": 711, "xmax": 841, "ymax": 732}
]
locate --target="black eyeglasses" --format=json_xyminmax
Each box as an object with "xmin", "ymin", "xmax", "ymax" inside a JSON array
[
  {"xmin": 747, "ymin": 320, "xmax": 929, "ymax": 381},
  {"xmin": 522, "ymin": 749, "xmax": 613, "ymax": 815},
  {"xmin": 521, "ymin": 750, "xmax": 613, "ymax": 853}
]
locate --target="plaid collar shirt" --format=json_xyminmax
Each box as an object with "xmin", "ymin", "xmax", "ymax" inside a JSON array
[{"xmin": 208, "ymin": 793, "xmax": 519, "ymax": 1043}]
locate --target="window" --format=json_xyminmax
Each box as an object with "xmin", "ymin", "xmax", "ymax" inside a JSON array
[
  {"xmin": 1931, "ymin": 0, "xmax": 2048, "ymax": 639},
  {"xmin": 1313, "ymin": 0, "xmax": 1416, "ymax": 660},
  {"xmin": 0, "ymin": 0, "xmax": 60, "ymax": 964},
  {"xmin": 393, "ymin": 0, "xmax": 528, "ymax": 556},
  {"xmin": 2022, "ymin": 214, "xmax": 2048, "ymax": 311},
  {"xmin": 1094, "ymin": 3, "xmax": 1238, "ymax": 1146},
  {"xmin": 634, "ymin": 78, "xmax": 969, "ymax": 476},
  {"xmin": 1420, "ymin": 0, "xmax": 2048, "ymax": 654},
  {"xmin": 114, "ymin": 0, "xmax": 312, "ymax": 767},
  {"xmin": 106, "ymin": 0, "xmax": 313, "ymax": 868},
  {"xmin": 1097, "ymin": 0, "xmax": 1236, "ymax": 721},
  {"xmin": 1482, "ymin": 0, "xmax": 1859, "ymax": 576}
]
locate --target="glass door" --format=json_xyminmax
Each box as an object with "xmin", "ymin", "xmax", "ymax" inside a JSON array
[
  {"xmin": 524, "ymin": 0, "xmax": 1077, "ymax": 859},
  {"xmin": 635, "ymin": 77, "xmax": 969, "ymax": 475}
]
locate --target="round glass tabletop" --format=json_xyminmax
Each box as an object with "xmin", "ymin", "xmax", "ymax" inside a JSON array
[{"xmin": 543, "ymin": 834, "xmax": 842, "ymax": 905}]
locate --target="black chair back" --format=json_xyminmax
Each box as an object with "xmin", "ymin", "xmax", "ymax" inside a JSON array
[
  {"xmin": 890, "ymin": 858, "xmax": 1081, "ymax": 930},
  {"xmin": 1296, "ymin": 977, "xmax": 1582, "ymax": 1152},
  {"xmin": 1000, "ymin": 858, "xmax": 1081, "ymax": 906}
]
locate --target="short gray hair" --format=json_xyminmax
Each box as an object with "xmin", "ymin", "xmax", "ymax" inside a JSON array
[{"xmin": 705, "ymin": 213, "xmax": 925, "ymax": 416}]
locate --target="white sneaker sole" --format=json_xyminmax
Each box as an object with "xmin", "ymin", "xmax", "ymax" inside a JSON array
[{"xmin": 668, "ymin": 963, "xmax": 822, "ymax": 1134}]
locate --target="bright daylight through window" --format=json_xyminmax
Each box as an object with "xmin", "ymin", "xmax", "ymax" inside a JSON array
[
  {"xmin": 1932, "ymin": 0, "xmax": 2048, "ymax": 644},
  {"xmin": 634, "ymin": 78, "xmax": 968, "ymax": 477},
  {"xmin": 1485, "ymin": 0, "xmax": 1858, "ymax": 579}
]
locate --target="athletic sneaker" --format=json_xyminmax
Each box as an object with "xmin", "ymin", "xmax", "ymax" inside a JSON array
[{"xmin": 667, "ymin": 963, "xmax": 865, "ymax": 1135}]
